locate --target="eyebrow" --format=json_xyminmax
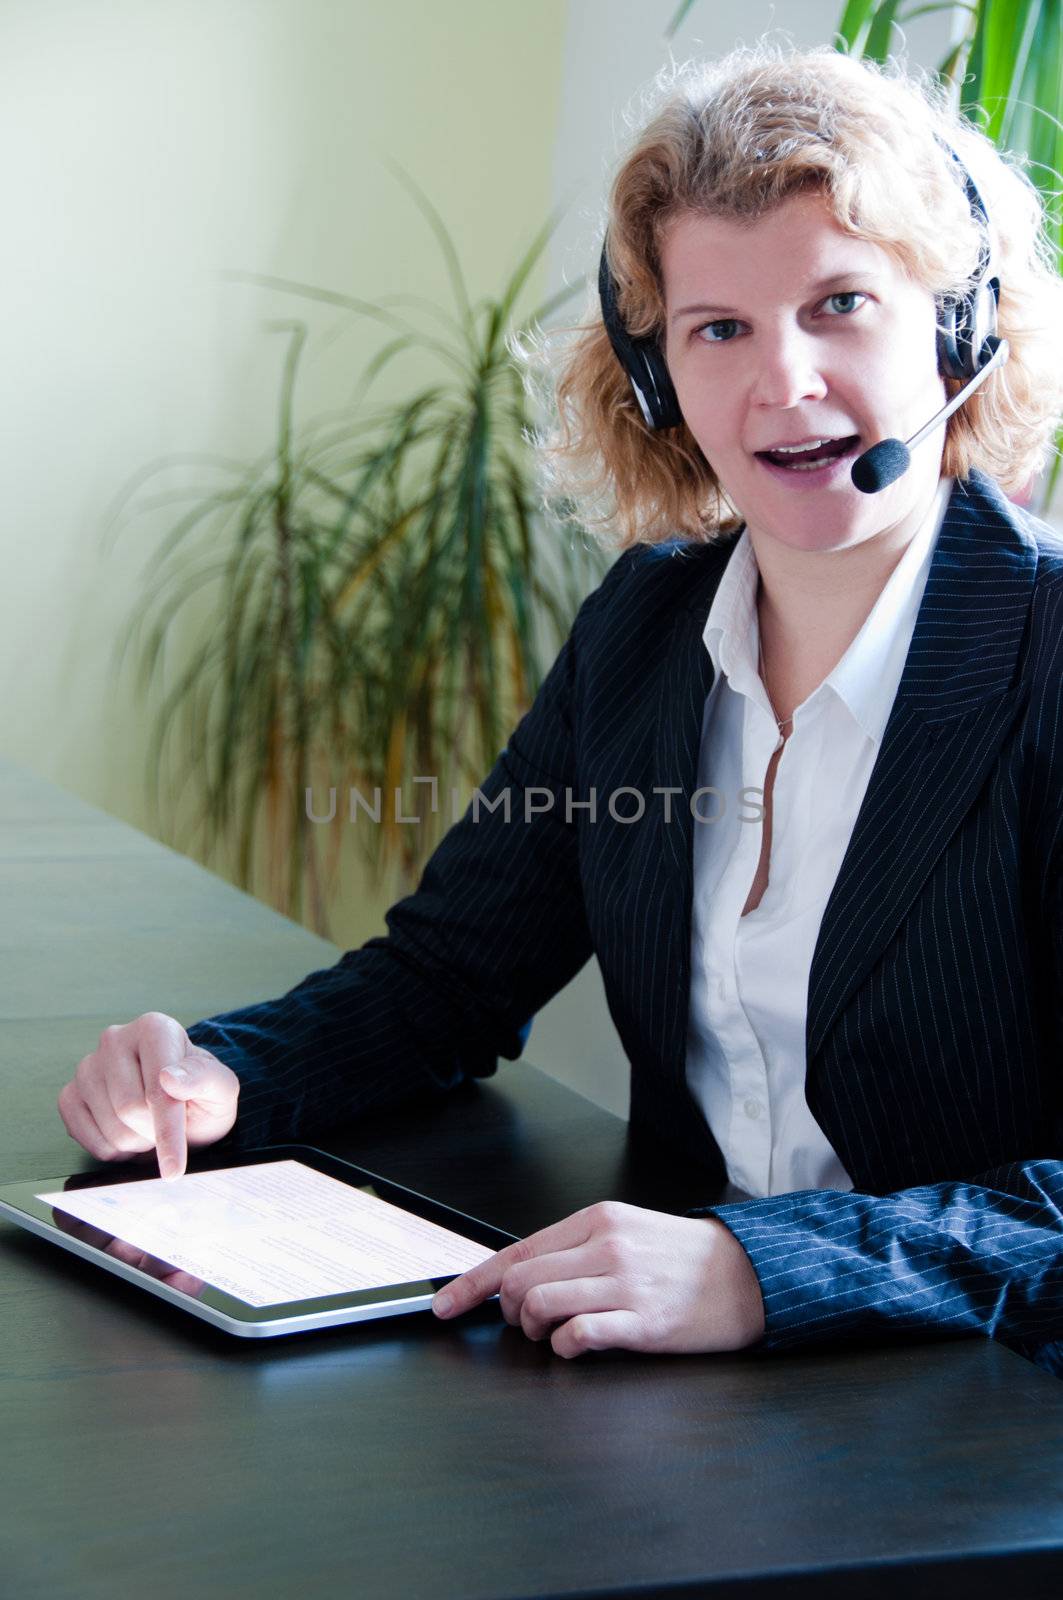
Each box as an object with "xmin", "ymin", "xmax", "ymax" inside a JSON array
[{"xmin": 669, "ymin": 270, "xmax": 886, "ymax": 324}]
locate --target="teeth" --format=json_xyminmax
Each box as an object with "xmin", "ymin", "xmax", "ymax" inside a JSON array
[{"xmin": 771, "ymin": 436, "xmax": 838, "ymax": 454}]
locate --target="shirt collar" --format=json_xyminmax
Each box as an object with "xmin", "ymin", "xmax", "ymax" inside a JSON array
[{"xmin": 702, "ymin": 477, "xmax": 953, "ymax": 746}]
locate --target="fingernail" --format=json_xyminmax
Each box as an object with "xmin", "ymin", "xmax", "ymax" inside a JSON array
[
  {"xmin": 160, "ymin": 1156, "xmax": 179, "ymax": 1179},
  {"xmin": 164, "ymin": 1064, "xmax": 189, "ymax": 1082},
  {"xmin": 433, "ymin": 1294, "xmax": 453, "ymax": 1317}
]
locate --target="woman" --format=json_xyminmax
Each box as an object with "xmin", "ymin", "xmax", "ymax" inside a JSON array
[{"xmin": 58, "ymin": 45, "xmax": 1063, "ymax": 1372}]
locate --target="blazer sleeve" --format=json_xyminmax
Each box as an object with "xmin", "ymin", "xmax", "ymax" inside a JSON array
[
  {"xmin": 685, "ymin": 1160, "xmax": 1063, "ymax": 1376},
  {"xmin": 685, "ymin": 860, "xmax": 1063, "ymax": 1379},
  {"xmin": 185, "ymin": 561, "xmax": 623, "ymax": 1150}
]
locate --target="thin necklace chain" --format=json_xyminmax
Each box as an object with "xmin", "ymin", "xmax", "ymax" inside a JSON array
[{"xmin": 757, "ymin": 631, "xmax": 793, "ymax": 735}]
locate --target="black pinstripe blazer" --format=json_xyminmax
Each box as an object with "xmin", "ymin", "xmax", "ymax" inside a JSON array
[{"xmin": 190, "ymin": 467, "xmax": 1063, "ymax": 1374}]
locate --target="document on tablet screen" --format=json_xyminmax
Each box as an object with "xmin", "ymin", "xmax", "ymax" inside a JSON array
[{"xmin": 36, "ymin": 1159, "xmax": 496, "ymax": 1307}]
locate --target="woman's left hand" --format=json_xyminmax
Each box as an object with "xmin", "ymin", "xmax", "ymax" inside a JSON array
[{"xmin": 431, "ymin": 1200, "xmax": 766, "ymax": 1359}]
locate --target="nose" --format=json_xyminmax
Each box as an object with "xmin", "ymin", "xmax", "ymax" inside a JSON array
[{"xmin": 748, "ymin": 328, "xmax": 829, "ymax": 410}]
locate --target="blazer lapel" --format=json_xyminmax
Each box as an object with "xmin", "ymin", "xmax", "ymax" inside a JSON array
[{"xmin": 805, "ymin": 469, "xmax": 1038, "ymax": 1071}]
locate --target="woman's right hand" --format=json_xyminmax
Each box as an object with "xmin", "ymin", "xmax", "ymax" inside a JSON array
[{"xmin": 57, "ymin": 1012, "xmax": 239, "ymax": 1180}]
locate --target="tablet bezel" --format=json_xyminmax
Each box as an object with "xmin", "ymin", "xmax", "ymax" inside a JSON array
[{"xmin": 0, "ymin": 1143, "xmax": 518, "ymax": 1338}]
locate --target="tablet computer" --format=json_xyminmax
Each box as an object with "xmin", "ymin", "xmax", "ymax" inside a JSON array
[{"xmin": 0, "ymin": 1144, "xmax": 518, "ymax": 1338}]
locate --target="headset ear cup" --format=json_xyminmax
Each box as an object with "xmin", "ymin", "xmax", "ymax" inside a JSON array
[
  {"xmin": 970, "ymin": 276, "xmax": 1002, "ymax": 371},
  {"xmin": 937, "ymin": 280, "xmax": 1000, "ymax": 382},
  {"xmin": 631, "ymin": 345, "xmax": 684, "ymax": 431},
  {"xmin": 597, "ymin": 242, "xmax": 684, "ymax": 431},
  {"xmin": 952, "ymin": 290, "xmax": 979, "ymax": 379},
  {"xmin": 937, "ymin": 296, "xmax": 967, "ymax": 381}
]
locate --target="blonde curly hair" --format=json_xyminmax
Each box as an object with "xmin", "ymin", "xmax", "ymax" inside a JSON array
[{"xmin": 515, "ymin": 41, "xmax": 1063, "ymax": 551}]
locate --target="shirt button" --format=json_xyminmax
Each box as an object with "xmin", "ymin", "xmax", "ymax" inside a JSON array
[{"xmin": 743, "ymin": 1097, "xmax": 763, "ymax": 1120}]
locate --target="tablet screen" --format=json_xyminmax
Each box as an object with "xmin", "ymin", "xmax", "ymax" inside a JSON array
[{"xmin": 36, "ymin": 1158, "xmax": 496, "ymax": 1308}]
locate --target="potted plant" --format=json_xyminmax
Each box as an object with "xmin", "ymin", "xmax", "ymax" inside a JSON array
[{"xmin": 109, "ymin": 175, "xmax": 604, "ymax": 939}]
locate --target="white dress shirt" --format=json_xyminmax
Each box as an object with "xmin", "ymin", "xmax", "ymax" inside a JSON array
[{"xmin": 685, "ymin": 477, "xmax": 953, "ymax": 1198}]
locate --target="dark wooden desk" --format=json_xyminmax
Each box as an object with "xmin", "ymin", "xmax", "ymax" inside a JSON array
[{"xmin": 1, "ymin": 756, "xmax": 1061, "ymax": 1600}]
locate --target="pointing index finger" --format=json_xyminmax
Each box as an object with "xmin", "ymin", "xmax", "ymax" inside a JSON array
[
  {"xmin": 138, "ymin": 1026, "xmax": 189, "ymax": 1180},
  {"xmin": 434, "ymin": 1209, "xmax": 592, "ymax": 1316},
  {"xmin": 155, "ymin": 1101, "xmax": 187, "ymax": 1180},
  {"xmin": 437, "ymin": 1244, "xmax": 515, "ymax": 1315}
]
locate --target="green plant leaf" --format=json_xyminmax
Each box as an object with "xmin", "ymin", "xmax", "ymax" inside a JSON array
[
  {"xmin": 378, "ymin": 157, "xmax": 476, "ymax": 342},
  {"xmin": 664, "ymin": 0, "xmax": 700, "ymax": 37},
  {"xmin": 835, "ymin": 0, "xmax": 880, "ymax": 51}
]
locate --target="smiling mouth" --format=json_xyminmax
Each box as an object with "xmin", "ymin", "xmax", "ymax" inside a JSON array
[{"xmin": 755, "ymin": 435, "xmax": 861, "ymax": 469}]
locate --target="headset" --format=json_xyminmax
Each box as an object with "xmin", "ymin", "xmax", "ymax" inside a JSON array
[{"xmin": 597, "ymin": 138, "xmax": 1003, "ymax": 453}]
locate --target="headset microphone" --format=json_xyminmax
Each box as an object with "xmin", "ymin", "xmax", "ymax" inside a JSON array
[{"xmin": 850, "ymin": 333, "xmax": 1009, "ymax": 492}]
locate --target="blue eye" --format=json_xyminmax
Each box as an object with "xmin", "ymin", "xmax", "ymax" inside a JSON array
[
  {"xmin": 824, "ymin": 291, "xmax": 866, "ymax": 316},
  {"xmin": 696, "ymin": 318, "xmax": 741, "ymax": 344},
  {"xmin": 695, "ymin": 291, "xmax": 868, "ymax": 343}
]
